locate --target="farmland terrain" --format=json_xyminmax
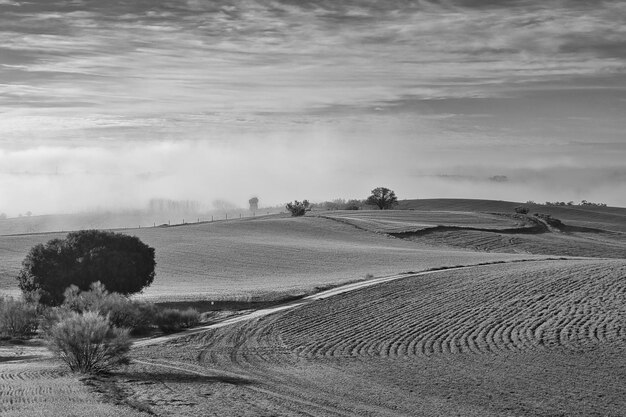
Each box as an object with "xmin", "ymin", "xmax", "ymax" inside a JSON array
[
  {"xmin": 322, "ymin": 208, "xmax": 626, "ymax": 258},
  {"xmin": 0, "ymin": 214, "xmax": 539, "ymax": 300},
  {"xmin": 122, "ymin": 259, "xmax": 626, "ymax": 416},
  {"xmin": 1, "ymin": 199, "xmax": 625, "ymax": 416}
]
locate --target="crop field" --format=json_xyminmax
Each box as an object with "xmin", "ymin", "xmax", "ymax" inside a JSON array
[
  {"xmin": 0, "ymin": 215, "xmax": 533, "ymax": 301},
  {"xmin": 400, "ymin": 226, "xmax": 626, "ymax": 258},
  {"xmin": 320, "ymin": 208, "xmax": 626, "ymax": 258},
  {"xmin": 118, "ymin": 259, "xmax": 626, "ymax": 416},
  {"xmin": 399, "ymin": 199, "xmax": 626, "ymax": 233},
  {"xmin": 319, "ymin": 210, "xmax": 532, "ymax": 233}
]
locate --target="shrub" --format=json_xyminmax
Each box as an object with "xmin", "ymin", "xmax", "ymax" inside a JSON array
[
  {"xmin": 17, "ymin": 230, "xmax": 156, "ymax": 306},
  {"xmin": 63, "ymin": 282, "xmax": 155, "ymax": 335},
  {"xmin": 286, "ymin": 200, "xmax": 310, "ymax": 217},
  {"xmin": 105, "ymin": 300, "xmax": 155, "ymax": 335},
  {"xmin": 46, "ymin": 311, "xmax": 131, "ymax": 374},
  {"xmin": 155, "ymin": 308, "xmax": 201, "ymax": 333},
  {"xmin": 514, "ymin": 206, "xmax": 529, "ymax": 214},
  {"xmin": 0, "ymin": 297, "xmax": 39, "ymax": 339}
]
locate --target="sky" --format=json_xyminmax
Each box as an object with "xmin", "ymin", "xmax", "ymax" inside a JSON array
[{"xmin": 1, "ymin": 0, "xmax": 625, "ymax": 215}]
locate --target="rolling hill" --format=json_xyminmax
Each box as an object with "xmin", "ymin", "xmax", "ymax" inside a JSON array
[
  {"xmin": 128, "ymin": 258, "xmax": 626, "ymax": 416},
  {"xmin": 0, "ymin": 215, "xmax": 535, "ymax": 301}
]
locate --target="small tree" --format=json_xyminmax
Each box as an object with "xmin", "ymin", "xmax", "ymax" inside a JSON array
[
  {"xmin": 366, "ymin": 187, "xmax": 398, "ymax": 210},
  {"xmin": 286, "ymin": 200, "xmax": 310, "ymax": 217},
  {"xmin": 249, "ymin": 197, "xmax": 259, "ymax": 211},
  {"xmin": 514, "ymin": 206, "xmax": 529, "ymax": 214},
  {"xmin": 17, "ymin": 230, "xmax": 156, "ymax": 306}
]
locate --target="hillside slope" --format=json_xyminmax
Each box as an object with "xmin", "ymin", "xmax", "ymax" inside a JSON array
[
  {"xmin": 128, "ymin": 259, "xmax": 626, "ymax": 416},
  {"xmin": 0, "ymin": 216, "xmax": 532, "ymax": 300}
]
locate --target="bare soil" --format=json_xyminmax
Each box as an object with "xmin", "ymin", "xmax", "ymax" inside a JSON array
[{"xmin": 109, "ymin": 259, "xmax": 626, "ymax": 416}]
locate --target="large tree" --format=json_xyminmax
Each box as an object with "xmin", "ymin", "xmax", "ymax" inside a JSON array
[
  {"xmin": 17, "ymin": 230, "xmax": 156, "ymax": 306},
  {"xmin": 366, "ymin": 187, "xmax": 398, "ymax": 210}
]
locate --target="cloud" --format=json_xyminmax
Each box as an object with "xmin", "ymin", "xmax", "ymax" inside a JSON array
[{"xmin": 1, "ymin": 1, "xmax": 625, "ymax": 213}]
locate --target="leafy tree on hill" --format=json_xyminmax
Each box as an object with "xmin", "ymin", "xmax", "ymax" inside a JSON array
[
  {"xmin": 366, "ymin": 187, "xmax": 398, "ymax": 210},
  {"xmin": 286, "ymin": 200, "xmax": 310, "ymax": 216},
  {"xmin": 17, "ymin": 230, "xmax": 156, "ymax": 306}
]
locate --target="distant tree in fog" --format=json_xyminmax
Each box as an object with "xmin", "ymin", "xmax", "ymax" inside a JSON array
[
  {"xmin": 344, "ymin": 199, "xmax": 363, "ymax": 210},
  {"xmin": 249, "ymin": 197, "xmax": 259, "ymax": 211},
  {"xmin": 0, "ymin": 213, "xmax": 6, "ymax": 220},
  {"xmin": 26, "ymin": 211, "xmax": 32, "ymax": 217},
  {"xmin": 212, "ymin": 199, "xmax": 237, "ymax": 212},
  {"xmin": 366, "ymin": 187, "xmax": 398, "ymax": 210}
]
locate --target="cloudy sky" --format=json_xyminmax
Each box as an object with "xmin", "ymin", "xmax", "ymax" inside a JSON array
[{"xmin": 1, "ymin": 0, "xmax": 625, "ymax": 215}]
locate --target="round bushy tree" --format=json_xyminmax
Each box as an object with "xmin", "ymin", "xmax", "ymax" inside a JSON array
[
  {"xmin": 286, "ymin": 200, "xmax": 310, "ymax": 217},
  {"xmin": 17, "ymin": 230, "xmax": 156, "ymax": 306},
  {"xmin": 365, "ymin": 187, "xmax": 398, "ymax": 210}
]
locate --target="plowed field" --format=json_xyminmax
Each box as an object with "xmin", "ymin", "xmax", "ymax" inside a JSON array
[
  {"xmin": 120, "ymin": 259, "xmax": 626, "ymax": 416},
  {"xmin": 0, "ymin": 359, "xmax": 146, "ymax": 417}
]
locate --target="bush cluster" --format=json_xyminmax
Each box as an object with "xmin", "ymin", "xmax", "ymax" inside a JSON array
[
  {"xmin": 534, "ymin": 200, "xmax": 607, "ymax": 207},
  {"xmin": 63, "ymin": 282, "xmax": 155, "ymax": 335},
  {"xmin": 3, "ymin": 281, "xmax": 202, "ymax": 374},
  {"xmin": 0, "ymin": 297, "xmax": 39, "ymax": 339},
  {"xmin": 313, "ymin": 198, "xmax": 364, "ymax": 211},
  {"xmin": 155, "ymin": 308, "xmax": 201, "ymax": 333}
]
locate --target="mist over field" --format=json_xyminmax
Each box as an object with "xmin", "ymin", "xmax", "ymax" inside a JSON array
[{"xmin": 1, "ymin": 0, "xmax": 626, "ymax": 215}]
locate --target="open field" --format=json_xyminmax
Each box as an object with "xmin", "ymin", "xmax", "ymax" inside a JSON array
[
  {"xmin": 398, "ymin": 199, "xmax": 626, "ymax": 233},
  {"xmin": 319, "ymin": 210, "xmax": 533, "ymax": 233},
  {"xmin": 112, "ymin": 259, "xmax": 626, "ymax": 416},
  {"xmin": 321, "ymin": 207, "xmax": 626, "ymax": 258},
  {"xmin": 396, "ymin": 225, "xmax": 626, "ymax": 258},
  {"xmin": 1, "ymin": 200, "xmax": 625, "ymax": 416},
  {"xmin": 0, "ymin": 215, "xmax": 536, "ymax": 301}
]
